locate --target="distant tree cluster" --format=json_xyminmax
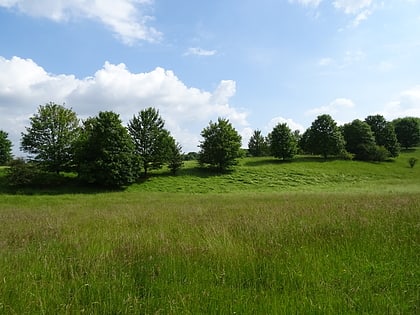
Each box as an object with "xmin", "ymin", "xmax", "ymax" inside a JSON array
[
  {"xmin": 1, "ymin": 101, "xmax": 420, "ymax": 188},
  {"xmin": 6, "ymin": 103, "xmax": 184, "ymax": 188},
  {"xmin": 247, "ymin": 114, "xmax": 420, "ymax": 162}
]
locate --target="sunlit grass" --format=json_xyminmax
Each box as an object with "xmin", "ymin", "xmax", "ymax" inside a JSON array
[{"xmin": 0, "ymin": 150, "xmax": 419, "ymax": 313}]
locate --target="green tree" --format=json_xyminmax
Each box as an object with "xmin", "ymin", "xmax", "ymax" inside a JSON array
[
  {"xmin": 343, "ymin": 119, "xmax": 380, "ymax": 161},
  {"xmin": 365, "ymin": 115, "xmax": 400, "ymax": 157},
  {"xmin": 128, "ymin": 107, "xmax": 171, "ymax": 176},
  {"xmin": 0, "ymin": 130, "xmax": 12, "ymax": 165},
  {"xmin": 248, "ymin": 129, "xmax": 268, "ymax": 157},
  {"xmin": 268, "ymin": 123, "xmax": 297, "ymax": 160},
  {"xmin": 76, "ymin": 111, "xmax": 137, "ymax": 187},
  {"xmin": 393, "ymin": 117, "xmax": 420, "ymax": 149},
  {"xmin": 305, "ymin": 114, "xmax": 345, "ymax": 159},
  {"xmin": 167, "ymin": 136, "xmax": 184, "ymax": 175},
  {"xmin": 198, "ymin": 118, "xmax": 242, "ymax": 171},
  {"xmin": 20, "ymin": 102, "xmax": 80, "ymax": 173}
]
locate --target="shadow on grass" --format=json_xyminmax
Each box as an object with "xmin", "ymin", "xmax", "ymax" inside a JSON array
[
  {"xmin": 243, "ymin": 155, "xmax": 336, "ymax": 167},
  {"xmin": 0, "ymin": 175, "xmax": 125, "ymax": 196}
]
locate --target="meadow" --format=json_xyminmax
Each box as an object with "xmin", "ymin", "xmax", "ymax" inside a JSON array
[{"xmin": 0, "ymin": 150, "xmax": 419, "ymax": 314}]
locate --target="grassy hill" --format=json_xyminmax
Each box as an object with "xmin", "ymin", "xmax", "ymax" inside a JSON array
[{"xmin": 0, "ymin": 150, "xmax": 419, "ymax": 313}]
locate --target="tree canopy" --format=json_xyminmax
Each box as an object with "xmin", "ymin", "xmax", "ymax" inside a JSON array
[
  {"xmin": 268, "ymin": 123, "xmax": 297, "ymax": 160},
  {"xmin": 248, "ymin": 129, "xmax": 268, "ymax": 157},
  {"xmin": 198, "ymin": 118, "xmax": 242, "ymax": 171},
  {"xmin": 304, "ymin": 114, "xmax": 345, "ymax": 159},
  {"xmin": 0, "ymin": 130, "xmax": 12, "ymax": 165},
  {"xmin": 393, "ymin": 117, "xmax": 420, "ymax": 149},
  {"xmin": 20, "ymin": 102, "xmax": 80, "ymax": 173},
  {"xmin": 128, "ymin": 107, "xmax": 172, "ymax": 175},
  {"xmin": 365, "ymin": 115, "xmax": 400, "ymax": 157},
  {"xmin": 343, "ymin": 119, "xmax": 383, "ymax": 161},
  {"xmin": 76, "ymin": 111, "xmax": 138, "ymax": 187}
]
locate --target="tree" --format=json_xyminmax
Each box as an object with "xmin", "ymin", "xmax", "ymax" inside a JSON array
[
  {"xmin": 76, "ymin": 111, "xmax": 137, "ymax": 187},
  {"xmin": 20, "ymin": 102, "xmax": 80, "ymax": 173},
  {"xmin": 305, "ymin": 114, "xmax": 345, "ymax": 159},
  {"xmin": 393, "ymin": 117, "xmax": 420, "ymax": 149},
  {"xmin": 0, "ymin": 130, "xmax": 12, "ymax": 165},
  {"xmin": 343, "ymin": 119, "xmax": 380, "ymax": 161},
  {"xmin": 365, "ymin": 115, "xmax": 400, "ymax": 157},
  {"xmin": 128, "ymin": 107, "xmax": 171, "ymax": 176},
  {"xmin": 248, "ymin": 129, "xmax": 268, "ymax": 157},
  {"xmin": 268, "ymin": 123, "xmax": 297, "ymax": 160},
  {"xmin": 198, "ymin": 118, "xmax": 242, "ymax": 171},
  {"xmin": 167, "ymin": 136, "xmax": 184, "ymax": 175}
]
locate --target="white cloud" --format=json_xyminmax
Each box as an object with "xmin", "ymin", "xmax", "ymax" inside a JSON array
[
  {"xmin": 333, "ymin": 0, "xmax": 374, "ymax": 27},
  {"xmin": 380, "ymin": 86, "xmax": 420, "ymax": 119},
  {"xmin": 333, "ymin": 0, "xmax": 372, "ymax": 14},
  {"xmin": 0, "ymin": 0, "xmax": 161, "ymax": 44},
  {"xmin": 265, "ymin": 117, "xmax": 305, "ymax": 133},
  {"xmin": 306, "ymin": 98, "xmax": 355, "ymax": 116},
  {"xmin": 289, "ymin": 0, "xmax": 322, "ymax": 7},
  {"xmin": 184, "ymin": 47, "xmax": 217, "ymax": 57},
  {"xmin": 0, "ymin": 56, "xmax": 248, "ymax": 154}
]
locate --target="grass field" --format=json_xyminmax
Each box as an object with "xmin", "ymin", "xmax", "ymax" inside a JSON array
[{"xmin": 0, "ymin": 151, "xmax": 419, "ymax": 314}]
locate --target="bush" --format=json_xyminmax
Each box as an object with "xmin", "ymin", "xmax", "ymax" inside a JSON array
[
  {"xmin": 408, "ymin": 157, "xmax": 418, "ymax": 168},
  {"xmin": 6, "ymin": 158, "xmax": 41, "ymax": 187}
]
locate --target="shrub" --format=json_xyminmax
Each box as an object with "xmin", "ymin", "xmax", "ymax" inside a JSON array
[
  {"xmin": 408, "ymin": 157, "xmax": 418, "ymax": 168},
  {"xmin": 6, "ymin": 158, "xmax": 40, "ymax": 186}
]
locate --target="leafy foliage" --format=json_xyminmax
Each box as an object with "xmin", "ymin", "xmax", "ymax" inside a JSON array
[
  {"xmin": 5, "ymin": 158, "xmax": 40, "ymax": 187},
  {"xmin": 248, "ymin": 129, "xmax": 268, "ymax": 157},
  {"xmin": 198, "ymin": 118, "xmax": 242, "ymax": 171},
  {"xmin": 343, "ymin": 119, "xmax": 386, "ymax": 161},
  {"xmin": 268, "ymin": 123, "xmax": 297, "ymax": 160},
  {"xmin": 167, "ymin": 136, "xmax": 184, "ymax": 175},
  {"xmin": 304, "ymin": 114, "xmax": 345, "ymax": 159},
  {"xmin": 20, "ymin": 102, "xmax": 80, "ymax": 173},
  {"xmin": 128, "ymin": 107, "xmax": 172, "ymax": 175},
  {"xmin": 393, "ymin": 117, "xmax": 420, "ymax": 149},
  {"xmin": 0, "ymin": 130, "xmax": 12, "ymax": 165},
  {"xmin": 76, "ymin": 111, "xmax": 138, "ymax": 187},
  {"xmin": 365, "ymin": 115, "xmax": 400, "ymax": 157}
]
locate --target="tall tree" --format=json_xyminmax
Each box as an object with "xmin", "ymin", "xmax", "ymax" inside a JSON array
[
  {"xmin": 268, "ymin": 123, "xmax": 297, "ymax": 160},
  {"xmin": 167, "ymin": 136, "xmax": 184, "ymax": 175},
  {"xmin": 248, "ymin": 129, "xmax": 268, "ymax": 157},
  {"xmin": 128, "ymin": 107, "xmax": 171, "ymax": 176},
  {"xmin": 343, "ymin": 119, "xmax": 379, "ymax": 161},
  {"xmin": 198, "ymin": 118, "xmax": 242, "ymax": 171},
  {"xmin": 305, "ymin": 114, "xmax": 345, "ymax": 159},
  {"xmin": 76, "ymin": 111, "xmax": 137, "ymax": 187},
  {"xmin": 365, "ymin": 115, "xmax": 400, "ymax": 157},
  {"xmin": 393, "ymin": 117, "xmax": 420, "ymax": 149},
  {"xmin": 21, "ymin": 102, "xmax": 80, "ymax": 173},
  {"xmin": 0, "ymin": 130, "xmax": 12, "ymax": 165}
]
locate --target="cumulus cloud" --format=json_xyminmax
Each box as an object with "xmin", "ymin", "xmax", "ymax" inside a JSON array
[
  {"xmin": 333, "ymin": 0, "xmax": 372, "ymax": 14},
  {"xmin": 380, "ymin": 86, "xmax": 420, "ymax": 119},
  {"xmin": 306, "ymin": 98, "xmax": 355, "ymax": 116},
  {"xmin": 184, "ymin": 47, "xmax": 217, "ymax": 57},
  {"xmin": 333, "ymin": 0, "xmax": 374, "ymax": 27},
  {"xmin": 0, "ymin": 56, "xmax": 248, "ymax": 154},
  {"xmin": 265, "ymin": 117, "xmax": 305, "ymax": 133},
  {"xmin": 0, "ymin": 0, "xmax": 161, "ymax": 44}
]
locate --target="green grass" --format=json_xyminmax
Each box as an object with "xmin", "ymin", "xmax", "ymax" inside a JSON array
[{"xmin": 0, "ymin": 151, "xmax": 419, "ymax": 314}]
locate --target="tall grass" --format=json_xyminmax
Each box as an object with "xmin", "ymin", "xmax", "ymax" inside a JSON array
[{"xmin": 0, "ymin": 191, "xmax": 419, "ymax": 314}]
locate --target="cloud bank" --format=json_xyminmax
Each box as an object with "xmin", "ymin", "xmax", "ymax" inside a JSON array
[
  {"xmin": 0, "ymin": 0, "xmax": 161, "ymax": 44},
  {"xmin": 0, "ymin": 56, "xmax": 248, "ymax": 154}
]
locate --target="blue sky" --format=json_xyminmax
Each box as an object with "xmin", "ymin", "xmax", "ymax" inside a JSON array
[{"xmin": 1, "ymin": 0, "xmax": 420, "ymax": 154}]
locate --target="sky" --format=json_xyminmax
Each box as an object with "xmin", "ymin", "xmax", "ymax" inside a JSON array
[{"xmin": 1, "ymin": 0, "xmax": 420, "ymax": 155}]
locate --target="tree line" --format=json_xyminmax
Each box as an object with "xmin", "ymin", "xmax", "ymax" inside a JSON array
[
  {"xmin": 249, "ymin": 114, "xmax": 420, "ymax": 161},
  {"xmin": 0, "ymin": 102, "xmax": 419, "ymax": 188}
]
